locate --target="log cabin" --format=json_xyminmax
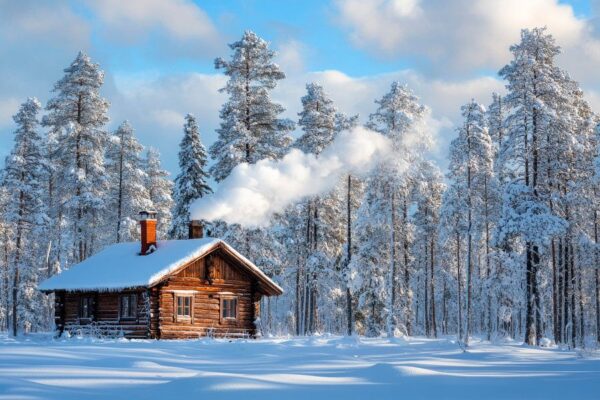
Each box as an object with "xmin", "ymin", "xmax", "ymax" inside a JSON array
[{"xmin": 38, "ymin": 211, "xmax": 283, "ymax": 339}]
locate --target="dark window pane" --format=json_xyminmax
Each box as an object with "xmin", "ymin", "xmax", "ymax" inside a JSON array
[
  {"xmin": 222, "ymin": 298, "xmax": 237, "ymax": 319},
  {"xmin": 177, "ymin": 296, "xmax": 191, "ymax": 317}
]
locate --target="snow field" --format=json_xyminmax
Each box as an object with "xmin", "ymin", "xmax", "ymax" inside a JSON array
[{"xmin": 1, "ymin": 335, "xmax": 599, "ymax": 399}]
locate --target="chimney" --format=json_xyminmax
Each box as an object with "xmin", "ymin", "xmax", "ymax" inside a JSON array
[
  {"xmin": 139, "ymin": 211, "xmax": 157, "ymax": 255},
  {"xmin": 189, "ymin": 220, "xmax": 204, "ymax": 239}
]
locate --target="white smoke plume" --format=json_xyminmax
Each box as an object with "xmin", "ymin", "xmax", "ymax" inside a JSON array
[{"xmin": 190, "ymin": 127, "xmax": 393, "ymax": 227}]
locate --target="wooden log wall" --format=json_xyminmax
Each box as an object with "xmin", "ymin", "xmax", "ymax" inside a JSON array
[
  {"xmin": 157, "ymin": 252, "xmax": 258, "ymax": 339},
  {"xmin": 61, "ymin": 289, "xmax": 149, "ymax": 339}
]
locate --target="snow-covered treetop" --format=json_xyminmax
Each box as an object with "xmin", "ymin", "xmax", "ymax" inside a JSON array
[
  {"xmin": 210, "ymin": 31, "xmax": 294, "ymax": 182},
  {"xmin": 296, "ymin": 82, "xmax": 341, "ymax": 156},
  {"xmin": 215, "ymin": 30, "xmax": 284, "ymax": 88},
  {"xmin": 43, "ymin": 51, "xmax": 109, "ymax": 130},
  {"xmin": 367, "ymin": 81, "xmax": 427, "ymax": 152}
]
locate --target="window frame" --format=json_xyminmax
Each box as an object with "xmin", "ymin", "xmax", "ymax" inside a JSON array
[
  {"xmin": 78, "ymin": 296, "xmax": 94, "ymax": 321},
  {"xmin": 175, "ymin": 294, "xmax": 193, "ymax": 322},
  {"xmin": 220, "ymin": 296, "xmax": 238, "ymax": 322},
  {"xmin": 119, "ymin": 293, "xmax": 138, "ymax": 320}
]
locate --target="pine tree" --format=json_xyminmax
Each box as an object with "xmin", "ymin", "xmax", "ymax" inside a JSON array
[
  {"xmin": 0, "ymin": 183, "xmax": 12, "ymax": 332},
  {"xmin": 210, "ymin": 30, "xmax": 294, "ymax": 182},
  {"xmin": 106, "ymin": 121, "xmax": 151, "ymax": 243},
  {"xmin": 360, "ymin": 82, "xmax": 428, "ymax": 337},
  {"xmin": 446, "ymin": 99, "xmax": 495, "ymax": 345},
  {"xmin": 292, "ymin": 82, "xmax": 358, "ymax": 334},
  {"xmin": 498, "ymin": 28, "xmax": 584, "ymax": 345},
  {"xmin": 3, "ymin": 98, "xmax": 47, "ymax": 335},
  {"xmin": 296, "ymin": 83, "xmax": 355, "ymax": 155},
  {"xmin": 145, "ymin": 148, "xmax": 174, "ymax": 239},
  {"xmin": 413, "ymin": 161, "xmax": 444, "ymax": 338},
  {"xmin": 170, "ymin": 114, "xmax": 212, "ymax": 239},
  {"xmin": 43, "ymin": 51, "xmax": 110, "ymax": 264}
]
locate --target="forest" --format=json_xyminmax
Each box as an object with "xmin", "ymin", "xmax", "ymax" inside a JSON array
[{"xmin": 1, "ymin": 26, "xmax": 598, "ymax": 349}]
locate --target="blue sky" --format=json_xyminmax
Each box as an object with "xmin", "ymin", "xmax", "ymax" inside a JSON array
[{"xmin": 1, "ymin": 0, "xmax": 600, "ymax": 176}]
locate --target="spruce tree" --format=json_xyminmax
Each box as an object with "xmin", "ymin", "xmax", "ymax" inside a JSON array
[{"xmin": 170, "ymin": 114, "xmax": 212, "ymax": 239}]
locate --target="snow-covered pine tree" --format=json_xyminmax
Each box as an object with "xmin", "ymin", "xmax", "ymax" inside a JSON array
[
  {"xmin": 0, "ymin": 183, "xmax": 12, "ymax": 331},
  {"xmin": 350, "ymin": 167, "xmax": 392, "ymax": 336},
  {"xmin": 438, "ymin": 184, "xmax": 467, "ymax": 338},
  {"xmin": 413, "ymin": 161, "xmax": 445, "ymax": 338},
  {"xmin": 106, "ymin": 121, "xmax": 151, "ymax": 243},
  {"xmin": 446, "ymin": 99, "xmax": 495, "ymax": 345},
  {"xmin": 296, "ymin": 82, "xmax": 347, "ymax": 154},
  {"xmin": 43, "ymin": 52, "xmax": 110, "ymax": 264},
  {"xmin": 170, "ymin": 114, "xmax": 212, "ymax": 239},
  {"xmin": 209, "ymin": 32, "xmax": 294, "ymax": 331},
  {"xmin": 145, "ymin": 148, "xmax": 174, "ymax": 239},
  {"xmin": 2, "ymin": 98, "xmax": 48, "ymax": 335},
  {"xmin": 210, "ymin": 30, "xmax": 294, "ymax": 182},
  {"xmin": 293, "ymin": 82, "xmax": 357, "ymax": 334},
  {"xmin": 498, "ymin": 28, "xmax": 588, "ymax": 346},
  {"xmin": 354, "ymin": 82, "xmax": 428, "ymax": 337}
]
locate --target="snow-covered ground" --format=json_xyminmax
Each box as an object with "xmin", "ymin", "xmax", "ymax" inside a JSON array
[{"xmin": 1, "ymin": 335, "xmax": 599, "ymax": 400}]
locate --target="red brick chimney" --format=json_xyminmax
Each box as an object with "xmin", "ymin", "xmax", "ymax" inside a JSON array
[{"xmin": 139, "ymin": 211, "xmax": 157, "ymax": 255}]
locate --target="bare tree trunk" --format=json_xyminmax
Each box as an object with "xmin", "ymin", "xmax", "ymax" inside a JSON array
[
  {"xmin": 525, "ymin": 243, "xmax": 536, "ymax": 345},
  {"xmin": 12, "ymin": 189, "xmax": 25, "ymax": 336},
  {"xmin": 595, "ymin": 210, "xmax": 600, "ymax": 344},
  {"xmin": 430, "ymin": 236, "xmax": 437, "ymax": 338},
  {"xmin": 596, "ymin": 268, "xmax": 600, "ymax": 344},
  {"xmin": 484, "ymin": 183, "xmax": 490, "ymax": 340},
  {"xmin": 2, "ymin": 232, "xmax": 9, "ymax": 331},
  {"xmin": 388, "ymin": 191, "xmax": 397, "ymax": 337},
  {"xmin": 562, "ymin": 238, "xmax": 571, "ymax": 343},
  {"xmin": 295, "ymin": 246, "xmax": 301, "ymax": 336},
  {"xmin": 346, "ymin": 175, "xmax": 353, "ymax": 336},
  {"xmin": 424, "ymin": 251, "xmax": 429, "ymax": 337},
  {"xmin": 464, "ymin": 119, "xmax": 473, "ymax": 346},
  {"xmin": 570, "ymin": 243, "xmax": 576, "ymax": 348},
  {"xmin": 577, "ymin": 261, "xmax": 585, "ymax": 347},
  {"xmin": 552, "ymin": 239, "xmax": 558, "ymax": 343},
  {"xmin": 403, "ymin": 198, "xmax": 411, "ymax": 335},
  {"xmin": 457, "ymin": 232, "xmax": 462, "ymax": 342},
  {"xmin": 115, "ymin": 131, "xmax": 125, "ymax": 243},
  {"xmin": 557, "ymin": 237, "xmax": 564, "ymax": 344}
]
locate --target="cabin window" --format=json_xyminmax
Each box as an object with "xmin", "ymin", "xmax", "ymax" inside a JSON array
[
  {"xmin": 120, "ymin": 294, "xmax": 137, "ymax": 319},
  {"xmin": 79, "ymin": 297, "xmax": 93, "ymax": 319},
  {"xmin": 221, "ymin": 297, "xmax": 237, "ymax": 320},
  {"xmin": 176, "ymin": 295, "xmax": 192, "ymax": 318}
]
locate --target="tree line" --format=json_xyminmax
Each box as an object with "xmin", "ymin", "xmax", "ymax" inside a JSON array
[{"xmin": 1, "ymin": 28, "xmax": 600, "ymax": 348}]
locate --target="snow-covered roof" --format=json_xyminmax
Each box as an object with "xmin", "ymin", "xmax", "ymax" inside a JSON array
[{"xmin": 38, "ymin": 238, "xmax": 283, "ymax": 295}]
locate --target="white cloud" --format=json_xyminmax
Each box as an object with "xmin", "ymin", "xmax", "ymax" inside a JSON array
[
  {"xmin": 334, "ymin": 0, "xmax": 590, "ymax": 77},
  {"xmin": 0, "ymin": 98, "xmax": 20, "ymax": 129},
  {"xmin": 84, "ymin": 0, "xmax": 223, "ymax": 52},
  {"xmin": 109, "ymin": 73, "xmax": 227, "ymax": 173},
  {"xmin": 276, "ymin": 40, "xmax": 307, "ymax": 75}
]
